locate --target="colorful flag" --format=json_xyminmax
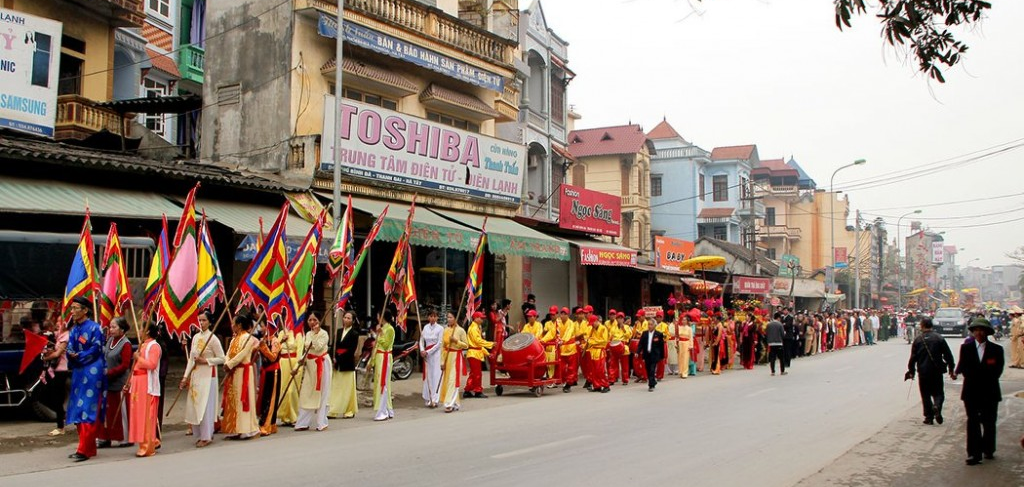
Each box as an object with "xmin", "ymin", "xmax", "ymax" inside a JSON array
[
  {"xmin": 287, "ymin": 210, "xmax": 326, "ymax": 331},
  {"xmin": 196, "ymin": 213, "xmax": 225, "ymax": 313},
  {"xmin": 98, "ymin": 223, "xmax": 131, "ymax": 327},
  {"xmin": 327, "ymin": 195, "xmax": 354, "ymax": 280},
  {"xmin": 20, "ymin": 330, "xmax": 49, "ymax": 374},
  {"xmin": 383, "ymin": 198, "xmax": 417, "ymax": 331},
  {"xmin": 383, "ymin": 198, "xmax": 416, "ymax": 299},
  {"xmin": 237, "ymin": 202, "xmax": 290, "ymax": 323},
  {"xmin": 158, "ymin": 184, "xmax": 200, "ymax": 337},
  {"xmin": 62, "ymin": 210, "xmax": 98, "ymax": 321},
  {"xmin": 336, "ymin": 205, "xmax": 388, "ymax": 311},
  {"xmin": 143, "ymin": 215, "xmax": 171, "ymax": 313},
  {"xmin": 465, "ymin": 221, "xmax": 488, "ymax": 318}
]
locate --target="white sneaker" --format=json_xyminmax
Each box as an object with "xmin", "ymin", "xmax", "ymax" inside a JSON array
[{"xmin": 48, "ymin": 428, "xmax": 65, "ymax": 436}]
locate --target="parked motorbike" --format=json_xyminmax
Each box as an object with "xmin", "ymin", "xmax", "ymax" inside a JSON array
[{"xmin": 355, "ymin": 332, "xmax": 419, "ymax": 381}]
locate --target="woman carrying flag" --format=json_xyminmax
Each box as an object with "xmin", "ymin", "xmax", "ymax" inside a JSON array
[
  {"xmin": 373, "ymin": 310, "xmax": 396, "ymax": 421},
  {"xmin": 128, "ymin": 322, "xmax": 162, "ymax": 457},
  {"xmin": 328, "ymin": 310, "xmax": 359, "ymax": 419},
  {"xmin": 224, "ymin": 314, "xmax": 260, "ymax": 440},
  {"xmin": 440, "ymin": 311, "xmax": 469, "ymax": 413},
  {"xmin": 180, "ymin": 310, "xmax": 224, "ymax": 448}
]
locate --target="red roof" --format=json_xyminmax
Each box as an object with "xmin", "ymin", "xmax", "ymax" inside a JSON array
[
  {"xmin": 698, "ymin": 207, "xmax": 735, "ymax": 218},
  {"xmin": 568, "ymin": 124, "xmax": 653, "ymax": 158},
  {"xmin": 146, "ymin": 48, "xmax": 180, "ymax": 78},
  {"xmin": 759, "ymin": 158, "xmax": 788, "ymax": 171},
  {"xmin": 710, "ymin": 145, "xmax": 756, "ymax": 161},
  {"xmin": 647, "ymin": 119, "xmax": 685, "ymax": 141}
]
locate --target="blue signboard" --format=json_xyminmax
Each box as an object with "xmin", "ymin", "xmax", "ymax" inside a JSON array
[
  {"xmin": 234, "ymin": 234, "xmax": 332, "ymax": 263},
  {"xmin": 317, "ymin": 13, "xmax": 504, "ymax": 93}
]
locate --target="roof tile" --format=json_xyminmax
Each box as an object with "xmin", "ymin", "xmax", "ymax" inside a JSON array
[
  {"xmin": 647, "ymin": 119, "xmax": 686, "ymax": 142},
  {"xmin": 568, "ymin": 124, "xmax": 652, "ymax": 158},
  {"xmin": 710, "ymin": 145, "xmax": 756, "ymax": 161}
]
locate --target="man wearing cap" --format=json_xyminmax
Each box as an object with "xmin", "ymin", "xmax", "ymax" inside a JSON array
[
  {"xmin": 558, "ymin": 308, "xmax": 579, "ymax": 393},
  {"xmin": 65, "ymin": 297, "xmax": 106, "ymax": 462},
  {"xmin": 905, "ymin": 317, "xmax": 956, "ymax": 425},
  {"xmin": 606, "ymin": 312, "xmax": 630, "ymax": 385},
  {"xmin": 1009, "ymin": 307, "xmax": 1024, "ymax": 368},
  {"xmin": 585, "ymin": 315, "xmax": 610, "ymax": 393},
  {"xmin": 955, "ymin": 318, "xmax": 1005, "ymax": 465},
  {"xmin": 521, "ymin": 310, "xmax": 543, "ymax": 340},
  {"xmin": 577, "ymin": 308, "xmax": 595, "ymax": 389},
  {"xmin": 541, "ymin": 306, "xmax": 561, "ymax": 384},
  {"xmin": 465, "ymin": 311, "xmax": 494, "ymax": 399}
]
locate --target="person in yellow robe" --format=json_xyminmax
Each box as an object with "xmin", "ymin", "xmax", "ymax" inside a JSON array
[
  {"xmin": 677, "ymin": 314, "xmax": 694, "ymax": 378},
  {"xmin": 521, "ymin": 310, "xmax": 543, "ymax": 339},
  {"xmin": 465, "ymin": 311, "xmax": 494, "ymax": 399},
  {"xmin": 223, "ymin": 314, "xmax": 259, "ymax": 440},
  {"xmin": 665, "ymin": 310, "xmax": 680, "ymax": 376},
  {"xmin": 373, "ymin": 311, "xmax": 396, "ymax": 421},
  {"xmin": 585, "ymin": 314, "xmax": 610, "ymax": 392},
  {"xmin": 440, "ymin": 311, "xmax": 469, "ymax": 413},
  {"xmin": 540, "ymin": 306, "xmax": 561, "ymax": 384},
  {"xmin": 558, "ymin": 309, "xmax": 578, "ymax": 393},
  {"xmin": 654, "ymin": 312, "xmax": 670, "ymax": 380},
  {"xmin": 577, "ymin": 308, "xmax": 594, "ymax": 388},
  {"xmin": 606, "ymin": 313, "xmax": 630, "ymax": 385},
  {"xmin": 275, "ymin": 327, "xmax": 303, "ymax": 426},
  {"xmin": 295, "ymin": 313, "xmax": 331, "ymax": 431}
]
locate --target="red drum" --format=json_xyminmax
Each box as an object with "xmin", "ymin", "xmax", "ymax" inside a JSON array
[{"xmin": 501, "ymin": 333, "xmax": 545, "ymax": 380}]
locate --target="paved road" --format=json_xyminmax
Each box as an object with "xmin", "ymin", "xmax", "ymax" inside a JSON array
[{"xmin": 2, "ymin": 338, "xmax": 1021, "ymax": 486}]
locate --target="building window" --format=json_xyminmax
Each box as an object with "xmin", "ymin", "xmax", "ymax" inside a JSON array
[
  {"xmin": 550, "ymin": 70, "xmax": 565, "ymax": 123},
  {"xmin": 767, "ymin": 248, "xmax": 777, "ymax": 260},
  {"xmin": 58, "ymin": 54, "xmax": 83, "ymax": 95},
  {"xmin": 698, "ymin": 225, "xmax": 707, "ymax": 239},
  {"xmin": 147, "ymin": 0, "xmax": 172, "ymax": 22},
  {"xmin": 765, "ymin": 207, "xmax": 776, "ymax": 226},
  {"xmin": 343, "ymin": 88, "xmax": 398, "ymax": 110},
  {"xmin": 713, "ymin": 175, "xmax": 728, "ymax": 202},
  {"xmin": 713, "ymin": 225, "xmax": 728, "ymax": 241},
  {"xmin": 31, "ymin": 33, "xmax": 53, "ymax": 88},
  {"xmin": 572, "ymin": 163, "xmax": 586, "ymax": 187},
  {"xmin": 699, "ymin": 174, "xmax": 705, "ymax": 201},
  {"xmin": 651, "ymin": 175, "xmax": 663, "ymax": 197},
  {"xmin": 426, "ymin": 111, "xmax": 479, "ymax": 133},
  {"xmin": 142, "ymin": 78, "xmax": 168, "ymax": 135},
  {"xmin": 740, "ymin": 176, "xmax": 749, "ymax": 199}
]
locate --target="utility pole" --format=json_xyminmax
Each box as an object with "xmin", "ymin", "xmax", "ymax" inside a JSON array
[
  {"xmin": 740, "ymin": 178, "xmax": 762, "ymax": 274},
  {"xmin": 854, "ymin": 210, "xmax": 861, "ymax": 308}
]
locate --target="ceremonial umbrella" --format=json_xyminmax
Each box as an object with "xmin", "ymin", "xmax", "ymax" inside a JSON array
[{"xmin": 678, "ymin": 256, "xmax": 727, "ymax": 303}]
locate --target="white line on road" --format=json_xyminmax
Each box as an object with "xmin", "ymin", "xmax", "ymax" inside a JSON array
[
  {"xmin": 490, "ymin": 435, "xmax": 595, "ymax": 459},
  {"xmin": 746, "ymin": 387, "xmax": 777, "ymax": 398},
  {"xmin": 835, "ymin": 366, "xmax": 852, "ymax": 373}
]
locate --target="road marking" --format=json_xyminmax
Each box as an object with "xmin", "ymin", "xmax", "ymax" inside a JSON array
[
  {"xmin": 746, "ymin": 387, "xmax": 776, "ymax": 398},
  {"xmin": 835, "ymin": 366, "xmax": 852, "ymax": 373},
  {"xmin": 490, "ymin": 435, "xmax": 594, "ymax": 459}
]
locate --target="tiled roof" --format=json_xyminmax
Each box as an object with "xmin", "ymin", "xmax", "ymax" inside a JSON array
[
  {"xmin": 551, "ymin": 143, "xmax": 575, "ymax": 162},
  {"xmin": 759, "ymin": 158, "xmax": 788, "ymax": 171},
  {"xmin": 698, "ymin": 207, "xmax": 735, "ymax": 218},
  {"xmin": 696, "ymin": 237, "xmax": 779, "ymax": 275},
  {"xmin": 321, "ymin": 57, "xmax": 419, "ymax": 94},
  {"xmin": 142, "ymin": 24, "xmax": 172, "ymax": 51},
  {"xmin": 646, "ymin": 119, "xmax": 686, "ymax": 142},
  {"xmin": 753, "ymin": 158, "xmax": 799, "ymax": 178},
  {"xmin": 419, "ymin": 84, "xmax": 500, "ymax": 118},
  {"xmin": 0, "ymin": 132, "xmax": 301, "ymax": 192},
  {"xmin": 568, "ymin": 124, "xmax": 654, "ymax": 158},
  {"xmin": 710, "ymin": 145, "xmax": 756, "ymax": 161},
  {"xmin": 146, "ymin": 48, "xmax": 180, "ymax": 78}
]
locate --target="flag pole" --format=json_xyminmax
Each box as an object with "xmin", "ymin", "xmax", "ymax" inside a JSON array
[{"xmin": 165, "ymin": 289, "xmax": 237, "ymax": 417}]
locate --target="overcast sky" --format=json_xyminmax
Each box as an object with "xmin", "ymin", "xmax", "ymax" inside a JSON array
[{"xmin": 539, "ymin": 0, "xmax": 1024, "ymax": 269}]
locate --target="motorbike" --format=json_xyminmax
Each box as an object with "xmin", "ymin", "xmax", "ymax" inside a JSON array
[{"xmin": 355, "ymin": 332, "xmax": 419, "ymax": 381}]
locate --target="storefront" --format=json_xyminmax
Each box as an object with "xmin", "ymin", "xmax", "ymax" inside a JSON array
[{"xmin": 771, "ymin": 276, "xmax": 826, "ymax": 311}]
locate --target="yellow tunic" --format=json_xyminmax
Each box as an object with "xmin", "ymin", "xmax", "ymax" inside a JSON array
[
  {"xmin": 587, "ymin": 324, "xmax": 609, "ymax": 360},
  {"xmin": 224, "ymin": 332, "xmax": 259, "ymax": 436},
  {"xmin": 440, "ymin": 326, "xmax": 469, "ymax": 409},
  {"xmin": 466, "ymin": 322, "xmax": 494, "ymax": 361},
  {"xmin": 521, "ymin": 321, "xmax": 543, "ymax": 340},
  {"xmin": 541, "ymin": 320, "xmax": 559, "ymax": 377},
  {"xmin": 276, "ymin": 329, "xmax": 304, "ymax": 424},
  {"xmin": 558, "ymin": 319, "xmax": 577, "ymax": 356},
  {"xmin": 633, "ymin": 320, "xmax": 649, "ymax": 339},
  {"xmin": 298, "ymin": 329, "xmax": 331, "ymax": 410}
]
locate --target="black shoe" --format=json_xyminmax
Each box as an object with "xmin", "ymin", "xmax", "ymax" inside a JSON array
[
  {"xmin": 936, "ymin": 414, "xmax": 943, "ymax": 424},
  {"xmin": 965, "ymin": 457, "xmax": 982, "ymax": 466},
  {"xmin": 475, "ymin": 392, "xmax": 488, "ymax": 399},
  {"xmin": 585, "ymin": 385, "xmax": 594, "ymax": 392},
  {"xmin": 923, "ymin": 418, "xmax": 934, "ymax": 425},
  {"xmin": 984, "ymin": 453, "xmax": 994, "ymax": 460},
  {"xmin": 68, "ymin": 453, "xmax": 78, "ymax": 459},
  {"xmin": 70, "ymin": 453, "xmax": 89, "ymax": 462},
  {"xmin": 648, "ymin": 387, "xmax": 654, "ymax": 392},
  {"xmin": 463, "ymin": 392, "xmax": 473, "ymax": 399},
  {"xmin": 96, "ymin": 440, "xmax": 111, "ymax": 449},
  {"xmin": 600, "ymin": 387, "xmax": 610, "ymax": 393},
  {"xmin": 562, "ymin": 385, "xmax": 571, "ymax": 393}
]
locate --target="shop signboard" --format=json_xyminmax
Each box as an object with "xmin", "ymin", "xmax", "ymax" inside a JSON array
[
  {"xmin": 578, "ymin": 246, "xmax": 636, "ymax": 267},
  {"xmin": 734, "ymin": 276, "xmax": 771, "ymax": 295},
  {"xmin": 321, "ymin": 96, "xmax": 525, "ymax": 206},
  {"xmin": 931, "ymin": 241, "xmax": 944, "ymax": 264},
  {"xmin": 778, "ymin": 254, "xmax": 800, "ymax": 277},
  {"xmin": 834, "ymin": 247, "xmax": 848, "ymax": 269},
  {"xmin": 557, "ymin": 184, "xmax": 620, "ymax": 236},
  {"xmin": 0, "ymin": 9, "xmax": 62, "ymax": 137},
  {"xmin": 654, "ymin": 235, "xmax": 694, "ymax": 271}
]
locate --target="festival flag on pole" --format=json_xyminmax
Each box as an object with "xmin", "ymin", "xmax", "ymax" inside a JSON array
[
  {"xmin": 327, "ymin": 195, "xmax": 354, "ymax": 280},
  {"xmin": 62, "ymin": 209, "xmax": 98, "ymax": 321},
  {"xmin": 98, "ymin": 223, "xmax": 132, "ymax": 327},
  {"xmin": 143, "ymin": 215, "xmax": 171, "ymax": 313},
  {"xmin": 19, "ymin": 330, "xmax": 49, "ymax": 374},
  {"xmin": 464, "ymin": 220, "xmax": 488, "ymax": 318},
  {"xmin": 383, "ymin": 198, "xmax": 417, "ymax": 331},
  {"xmin": 287, "ymin": 210, "xmax": 326, "ymax": 331},
  {"xmin": 237, "ymin": 202, "xmax": 291, "ymax": 323},
  {"xmin": 196, "ymin": 213, "xmax": 225, "ymax": 313},
  {"xmin": 336, "ymin": 205, "xmax": 388, "ymax": 311},
  {"xmin": 158, "ymin": 184, "xmax": 200, "ymax": 337}
]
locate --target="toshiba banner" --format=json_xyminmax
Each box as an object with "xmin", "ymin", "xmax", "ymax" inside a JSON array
[
  {"xmin": 558, "ymin": 184, "xmax": 621, "ymax": 236},
  {"xmin": 654, "ymin": 236, "xmax": 694, "ymax": 271}
]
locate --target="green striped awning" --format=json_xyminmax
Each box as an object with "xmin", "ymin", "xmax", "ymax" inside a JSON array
[
  {"xmin": 427, "ymin": 208, "xmax": 570, "ymax": 261},
  {"xmin": 0, "ymin": 176, "xmax": 183, "ymax": 219},
  {"xmin": 348, "ymin": 197, "xmax": 479, "ymax": 252}
]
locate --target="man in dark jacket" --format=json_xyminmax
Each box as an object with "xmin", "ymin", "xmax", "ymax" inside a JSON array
[
  {"xmin": 637, "ymin": 319, "xmax": 665, "ymax": 392},
  {"xmin": 782, "ymin": 308, "xmax": 797, "ymax": 366},
  {"xmin": 766, "ymin": 313, "xmax": 787, "ymax": 376},
  {"xmin": 955, "ymin": 318, "xmax": 1005, "ymax": 465},
  {"xmin": 905, "ymin": 318, "xmax": 956, "ymax": 425}
]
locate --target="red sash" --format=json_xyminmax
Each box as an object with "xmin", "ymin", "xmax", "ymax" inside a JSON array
[
  {"xmin": 445, "ymin": 348, "xmax": 465, "ymax": 387},
  {"xmin": 376, "ymin": 349, "xmax": 390, "ymax": 394},
  {"xmin": 307, "ymin": 353, "xmax": 327, "ymax": 391},
  {"xmin": 240, "ymin": 363, "xmax": 253, "ymax": 412}
]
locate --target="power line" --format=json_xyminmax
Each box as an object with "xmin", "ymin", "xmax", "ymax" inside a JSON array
[{"xmin": 861, "ymin": 191, "xmax": 1024, "ymax": 212}]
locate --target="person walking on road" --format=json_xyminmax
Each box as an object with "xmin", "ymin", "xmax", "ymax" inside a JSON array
[
  {"xmin": 904, "ymin": 317, "xmax": 956, "ymax": 425},
  {"xmin": 1008, "ymin": 306, "xmax": 1024, "ymax": 368},
  {"xmin": 766, "ymin": 313, "xmax": 787, "ymax": 376},
  {"xmin": 637, "ymin": 319, "xmax": 665, "ymax": 392},
  {"xmin": 955, "ymin": 318, "xmax": 1005, "ymax": 466}
]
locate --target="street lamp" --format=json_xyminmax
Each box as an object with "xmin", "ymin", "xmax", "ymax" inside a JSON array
[
  {"xmin": 830, "ymin": 159, "xmax": 866, "ymax": 296},
  {"xmin": 896, "ymin": 209, "xmax": 922, "ymax": 310}
]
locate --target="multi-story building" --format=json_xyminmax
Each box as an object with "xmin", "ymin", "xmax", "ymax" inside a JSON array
[
  {"xmin": 699, "ymin": 145, "xmax": 762, "ymax": 245},
  {"xmin": 566, "ymin": 124, "xmax": 654, "ymax": 253},
  {"xmin": 496, "ymin": 0, "xmax": 573, "ymax": 222},
  {"xmin": 648, "ymin": 119, "xmax": 708, "ymax": 244},
  {"xmin": 752, "ymin": 158, "xmax": 807, "ymax": 261}
]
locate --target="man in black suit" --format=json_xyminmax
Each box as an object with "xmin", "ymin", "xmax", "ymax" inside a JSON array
[
  {"xmin": 905, "ymin": 317, "xmax": 956, "ymax": 425},
  {"xmin": 637, "ymin": 319, "xmax": 665, "ymax": 392},
  {"xmin": 955, "ymin": 318, "xmax": 1005, "ymax": 465}
]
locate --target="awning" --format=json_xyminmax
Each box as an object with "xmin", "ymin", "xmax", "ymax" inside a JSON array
[
  {"xmin": 0, "ymin": 176, "xmax": 183, "ymax": 219},
  {"xmin": 636, "ymin": 263, "xmax": 687, "ymax": 286},
  {"xmin": 346, "ymin": 197, "xmax": 479, "ymax": 252},
  {"xmin": 562, "ymin": 237, "xmax": 637, "ymax": 267},
  {"xmin": 419, "ymin": 83, "xmax": 500, "ymax": 121},
  {"xmin": 771, "ymin": 277, "xmax": 825, "ymax": 298},
  {"xmin": 320, "ymin": 57, "xmax": 419, "ymax": 98},
  {"xmin": 682, "ymin": 277, "xmax": 722, "ymax": 293},
  {"xmin": 428, "ymin": 208, "xmax": 570, "ymax": 261},
  {"xmin": 196, "ymin": 199, "xmax": 313, "ymax": 240}
]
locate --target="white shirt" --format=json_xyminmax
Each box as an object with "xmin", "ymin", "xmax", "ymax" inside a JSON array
[
  {"xmin": 646, "ymin": 330, "xmax": 654, "ymax": 352},
  {"xmin": 976, "ymin": 340, "xmax": 986, "ymax": 362},
  {"xmin": 419, "ymin": 323, "xmax": 444, "ymax": 356},
  {"xmin": 871, "ymin": 316, "xmax": 880, "ymax": 331}
]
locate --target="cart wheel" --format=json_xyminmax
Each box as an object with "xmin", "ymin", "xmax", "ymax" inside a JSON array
[
  {"xmin": 534, "ymin": 386, "xmax": 544, "ymax": 397},
  {"xmin": 495, "ymin": 385, "xmax": 504, "ymax": 396}
]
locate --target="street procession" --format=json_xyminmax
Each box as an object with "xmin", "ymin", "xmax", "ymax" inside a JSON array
[{"xmin": 1, "ymin": 0, "xmax": 1023, "ymax": 485}]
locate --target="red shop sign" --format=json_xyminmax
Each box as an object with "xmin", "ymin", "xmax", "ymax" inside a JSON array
[
  {"xmin": 579, "ymin": 246, "xmax": 637, "ymax": 267},
  {"xmin": 734, "ymin": 276, "xmax": 771, "ymax": 295},
  {"xmin": 558, "ymin": 184, "xmax": 621, "ymax": 237}
]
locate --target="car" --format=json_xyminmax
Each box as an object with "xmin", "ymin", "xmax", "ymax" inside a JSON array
[{"xmin": 933, "ymin": 307, "xmax": 966, "ymax": 337}]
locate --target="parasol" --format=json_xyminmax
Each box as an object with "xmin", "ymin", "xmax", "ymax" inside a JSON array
[{"xmin": 678, "ymin": 255, "xmax": 727, "ymax": 272}]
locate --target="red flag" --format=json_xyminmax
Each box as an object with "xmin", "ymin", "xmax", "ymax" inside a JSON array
[{"xmin": 20, "ymin": 330, "xmax": 48, "ymax": 374}]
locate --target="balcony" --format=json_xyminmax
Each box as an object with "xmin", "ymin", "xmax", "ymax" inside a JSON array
[
  {"xmin": 495, "ymin": 84, "xmax": 519, "ymax": 122},
  {"xmin": 753, "ymin": 184, "xmax": 799, "ymax": 198},
  {"xmin": 758, "ymin": 224, "xmax": 801, "ymax": 240},
  {"xmin": 55, "ymin": 95, "xmax": 128, "ymax": 141},
  {"xmin": 296, "ymin": 0, "xmax": 516, "ymax": 68},
  {"xmin": 178, "ymin": 44, "xmax": 205, "ymax": 85},
  {"xmin": 288, "ymin": 135, "xmax": 321, "ymax": 170},
  {"xmin": 621, "ymin": 194, "xmax": 648, "ymax": 208},
  {"xmin": 735, "ymin": 199, "xmax": 765, "ymax": 219},
  {"xmin": 78, "ymin": 0, "xmax": 145, "ymax": 27}
]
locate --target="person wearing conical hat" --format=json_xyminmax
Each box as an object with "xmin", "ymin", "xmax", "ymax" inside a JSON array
[{"xmin": 1008, "ymin": 306, "xmax": 1024, "ymax": 369}]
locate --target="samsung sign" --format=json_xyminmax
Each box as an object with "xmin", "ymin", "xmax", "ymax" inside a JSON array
[{"xmin": 0, "ymin": 9, "xmax": 62, "ymax": 137}]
